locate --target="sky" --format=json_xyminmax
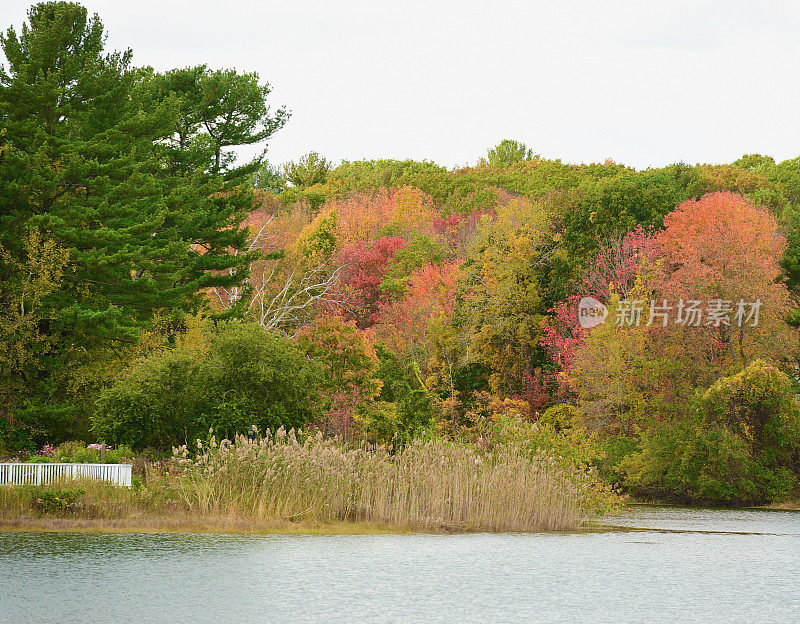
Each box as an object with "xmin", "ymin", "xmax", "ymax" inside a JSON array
[{"xmin": 3, "ymin": 0, "xmax": 800, "ymax": 170}]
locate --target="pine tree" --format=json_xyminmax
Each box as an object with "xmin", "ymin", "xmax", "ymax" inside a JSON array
[{"xmin": 0, "ymin": 2, "xmax": 284, "ymax": 442}]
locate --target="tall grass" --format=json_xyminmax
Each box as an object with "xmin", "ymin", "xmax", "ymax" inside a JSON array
[
  {"xmin": 0, "ymin": 476, "xmax": 185, "ymax": 521},
  {"xmin": 174, "ymin": 428, "xmax": 594, "ymax": 532},
  {"xmin": 0, "ymin": 429, "xmax": 612, "ymax": 532}
]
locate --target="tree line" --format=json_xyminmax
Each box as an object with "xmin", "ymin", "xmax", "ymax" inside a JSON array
[{"xmin": 2, "ymin": 2, "xmax": 800, "ymax": 505}]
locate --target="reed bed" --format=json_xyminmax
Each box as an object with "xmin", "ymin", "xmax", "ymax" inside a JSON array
[
  {"xmin": 173, "ymin": 428, "xmax": 592, "ymax": 532},
  {"xmin": 0, "ymin": 430, "xmax": 607, "ymax": 532}
]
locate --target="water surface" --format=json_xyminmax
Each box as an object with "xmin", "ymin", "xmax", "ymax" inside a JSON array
[{"xmin": 2, "ymin": 506, "xmax": 799, "ymax": 623}]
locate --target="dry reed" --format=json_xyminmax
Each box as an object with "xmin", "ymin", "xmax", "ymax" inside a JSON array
[
  {"xmin": 0, "ymin": 430, "xmax": 607, "ymax": 532},
  {"xmin": 173, "ymin": 428, "xmax": 592, "ymax": 532}
]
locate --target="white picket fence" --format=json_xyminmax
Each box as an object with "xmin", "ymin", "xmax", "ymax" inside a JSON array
[{"xmin": 0, "ymin": 463, "xmax": 132, "ymax": 487}]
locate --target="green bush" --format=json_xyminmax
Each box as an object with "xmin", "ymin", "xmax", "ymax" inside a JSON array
[
  {"xmin": 93, "ymin": 348, "xmax": 201, "ymax": 450},
  {"xmin": 620, "ymin": 419, "xmax": 797, "ymax": 504},
  {"xmin": 596, "ymin": 433, "xmax": 641, "ymax": 484},
  {"xmin": 104, "ymin": 445, "xmax": 135, "ymax": 463},
  {"xmin": 203, "ymin": 322, "xmax": 322, "ymax": 436},
  {"xmin": 618, "ymin": 362, "xmax": 800, "ymax": 504},
  {"xmin": 371, "ymin": 348, "xmax": 435, "ymax": 442},
  {"xmin": 358, "ymin": 399, "xmax": 434, "ymax": 446},
  {"xmin": 539, "ymin": 404, "xmax": 584, "ymax": 432},
  {"xmin": 700, "ymin": 359, "xmax": 800, "ymax": 466},
  {"xmin": 480, "ymin": 406, "xmax": 605, "ymax": 473},
  {"xmin": 620, "ymin": 420, "xmax": 758, "ymax": 503},
  {"xmin": 93, "ymin": 322, "xmax": 322, "ymax": 450}
]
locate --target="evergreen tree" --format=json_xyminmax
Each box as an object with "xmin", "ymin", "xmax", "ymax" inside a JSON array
[{"xmin": 0, "ymin": 2, "xmax": 284, "ymax": 444}]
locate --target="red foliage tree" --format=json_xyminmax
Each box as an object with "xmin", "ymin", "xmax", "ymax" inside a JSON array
[
  {"xmin": 541, "ymin": 226, "xmax": 661, "ymax": 374},
  {"xmin": 433, "ymin": 209, "xmax": 492, "ymax": 258},
  {"xmin": 336, "ymin": 236, "xmax": 407, "ymax": 328}
]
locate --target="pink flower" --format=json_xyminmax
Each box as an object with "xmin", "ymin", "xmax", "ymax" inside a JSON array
[{"xmin": 36, "ymin": 444, "xmax": 55, "ymax": 457}]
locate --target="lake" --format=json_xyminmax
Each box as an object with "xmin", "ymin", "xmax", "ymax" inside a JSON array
[{"xmin": 2, "ymin": 506, "xmax": 799, "ymax": 623}]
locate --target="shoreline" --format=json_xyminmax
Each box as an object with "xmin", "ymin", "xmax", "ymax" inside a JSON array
[
  {"xmin": 0, "ymin": 515, "xmax": 426, "ymax": 535},
  {"xmin": 624, "ymin": 499, "xmax": 800, "ymax": 512},
  {"xmin": 3, "ymin": 502, "xmax": 797, "ymax": 536}
]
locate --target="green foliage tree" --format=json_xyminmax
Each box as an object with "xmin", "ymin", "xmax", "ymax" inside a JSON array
[
  {"xmin": 557, "ymin": 169, "xmax": 687, "ymax": 271},
  {"xmin": 283, "ymin": 151, "xmax": 331, "ymax": 189},
  {"xmin": 92, "ymin": 349, "xmax": 202, "ymax": 451},
  {"xmin": 0, "ymin": 231, "xmax": 70, "ymax": 449},
  {"xmin": 480, "ymin": 139, "xmax": 537, "ymax": 168},
  {"xmin": 0, "ymin": 2, "xmax": 283, "ymax": 442},
  {"xmin": 250, "ymin": 161, "xmax": 284, "ymax": 192},
  {"xmin": 202, "ymin": 322, "xmax": 322, "ymax": 437},
  {"xmin": 368, "ymin": 346, "xmax": 435, "ymax": 443},
  {"xmin": 457, "ymin": 198, "xmax": 552, "ymax": 394},
  {"xmin": 150, "ymin": 64, "xmax": 289, "ymax": 177},
  {"xmin": 93, "ymin": 322, "xmax": 322, "ymax": 449},
  {"xmin": 329, "ymin": 159, "xmax": 446, "ymax": 193}
]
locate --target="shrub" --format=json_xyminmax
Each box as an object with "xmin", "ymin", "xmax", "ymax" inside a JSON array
[
  {"xmin": 202, "ymin": 322, "xmax": 322, "ymax": 436},
  {"xmin": 357, "ymin": 399, "xmax": 434, "ymax": 446},
  {"xmin": 35, "ymin": 441, "xmax": 136, "ymax": 464},
  {"xmin": 479, "ymin": 410, "xmax": 606, "ymax": 476},
  {"xmin": 596, "ymin": 433, "xmax": 641, "ymax": 484},
  {"xmin": 616, "ymin": 361, "xmax": 800, "ymax": 505},
  {"xmin": 103, "ymin": 445, "xmax": 135, "ymax": 463},
  {"xmin": 93, "ymin": 349, "xmax": 202, "ymax": 450},
  {"xmin": 539, "ymin": 404, "xmax": 584, "ymax": 432},
  {"xmin": 620, "ymin": 420, "xmax": 754, "ymax": 503},
  {"xmin": 619, "ymin": 418, "xmax": 797, "ymax": 504},
  {"xmin": 93, "ymin": 322, "xmax": 322, "ymax": 450},
  {"xmin": 700, "ymin": 360, "xmax": 800, "ymax": 466}
]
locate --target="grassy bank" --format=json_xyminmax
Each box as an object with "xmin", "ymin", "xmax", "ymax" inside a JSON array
[
  {"xmin": 0, "ymin": 429, "xmax": 616, "ymax": 533},
  {"xmin": 0, "ymin": 516, "xmax": 421, "ymax": 535}
]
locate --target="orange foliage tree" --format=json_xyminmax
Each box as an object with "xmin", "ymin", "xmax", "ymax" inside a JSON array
[
  {"xmin": 329, "ymin": 186, "xmax": 438, "ymax": 244},
  {"xmin": 375, "ymin": 262, "xmax": 462, "ymax": 377},
  {"xmin": 565, "ymin": 192, "xmax": 797, "ymax": 431},
  {"xmin": 657, "ymin": 191, "xmax": 795, "ymax": 367}
]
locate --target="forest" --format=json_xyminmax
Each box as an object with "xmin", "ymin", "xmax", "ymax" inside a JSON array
[{"xmin": 2, "ymin": 1, "xmax": 800, "ymax": 515}]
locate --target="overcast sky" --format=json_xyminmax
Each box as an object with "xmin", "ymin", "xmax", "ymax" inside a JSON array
[{"xmin": 4, "ymin": 0, "xmax": 800, "ymax": 170}]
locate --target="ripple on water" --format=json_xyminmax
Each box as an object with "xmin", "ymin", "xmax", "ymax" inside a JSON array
[{"xmin": 2, "ymin": 507, "xmax": 799, "ymax": 624}]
